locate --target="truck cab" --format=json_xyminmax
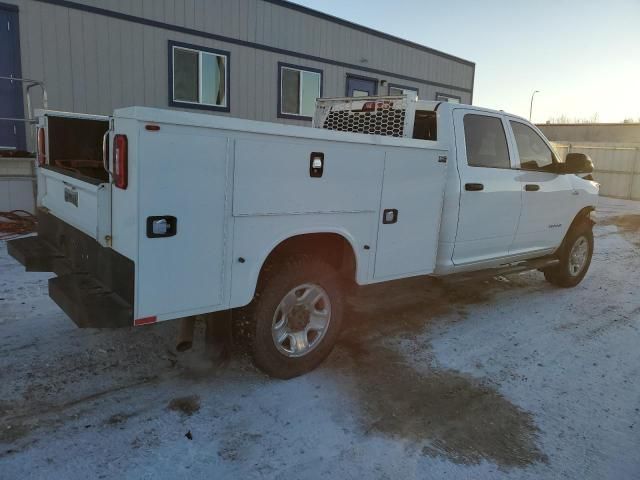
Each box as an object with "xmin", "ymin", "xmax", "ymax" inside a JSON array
[{"xmin": 313, "ymin": 96, "xmax": 599, "ymax": 275}]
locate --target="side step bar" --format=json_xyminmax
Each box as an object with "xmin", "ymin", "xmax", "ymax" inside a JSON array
[{"xmin": 445, "ymin": 256, "xmax": 559, "ymax": 283}]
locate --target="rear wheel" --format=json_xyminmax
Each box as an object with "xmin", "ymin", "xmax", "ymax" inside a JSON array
[
  {"xmin": 241, "ymin": 255, "xmax": 344, "ymax": 379},
  {"xmin": 544, "ymin": 221, "xmax": 594, "ymax": 288}
]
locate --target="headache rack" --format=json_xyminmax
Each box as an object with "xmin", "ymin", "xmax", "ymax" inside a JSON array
[{"xmin": 312, "ymin": 95, "xmax": 418, "ymax": 138}]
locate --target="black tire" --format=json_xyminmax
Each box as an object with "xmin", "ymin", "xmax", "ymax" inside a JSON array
[
  {"xmin": 240, "ymin": 255, "xmax": 344, "ymax": 379},
  {"xmin": 544, "ymin": 221, "xmax": 594, "ymax": 288}
]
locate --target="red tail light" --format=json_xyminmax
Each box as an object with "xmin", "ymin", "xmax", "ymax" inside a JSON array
[
  {"xmin": 37, "ymin": 127, "xmax": 46, "ymax": 166},
  {"xmin": 113, "ymin": 134, "xmax": 128, "ymax": 189}
]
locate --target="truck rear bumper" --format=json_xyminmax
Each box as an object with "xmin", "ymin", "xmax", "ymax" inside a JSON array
[{"xmin": 7, "ymin": 209, "xmax": 134, "ymax": 328}]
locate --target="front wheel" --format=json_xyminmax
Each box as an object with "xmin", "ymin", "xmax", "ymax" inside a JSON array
[
  {"xmin": 544, "ymin": 221, "xmax": 594, "ymax": 288},
  {"xmin": 242, "ymin": 255, "xmax": 344, "ymax": 379}
]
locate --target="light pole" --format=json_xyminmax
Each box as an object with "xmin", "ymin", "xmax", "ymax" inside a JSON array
[{"xmin": 529, "ymin": 90, "xmax": 540, "ymax": 121}]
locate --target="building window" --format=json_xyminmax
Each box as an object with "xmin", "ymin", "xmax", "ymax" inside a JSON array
[
  {"xmin": 279, "ymin": 63, "xmax": 323, "ymax": 119},
  {"xmin": 389, "ymin": 84, "xmax": 419, "ymax": 99},
  {"xmin": 169, "ymin": 41, "xmax": 229, "ymax": 111},
  {"xmin": 436, "ymin": 92, "xmax": 461, "ymax": 103}
]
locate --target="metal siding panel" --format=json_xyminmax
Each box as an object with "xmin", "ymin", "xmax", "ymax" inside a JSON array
[
  {"xmin": 267, "ymin": 3, "xmax": 277, "ymax": 48},
  {"xmin": 52, "ymin": 5, "xmax": 73, "ymax": 112},
  {"xmin": 118, "ymin": 15, "xmax": 133, "ymax": 107},
  {"xmin": 184, "ymin": 0, "xmax": 195, "ymax": 28},
  {"xmin": 221, "ymin": 0, "xmax": 234, "ymax": 38},
  {"xmin": 193, "ymin": 0, "xmax": 205, "ymax": 31},
  {"xmin": 202, "ymin": 0, "xmax": 220, "ymax": 39},
  {"xmin": 175, "ymin": 0, "xmax": 185, "ymax": 26},
  {"xmin": 142, "ymin": 0, "xmax": 159, "ymax": 21},
  {"xmin": 595, "ymin": 172, "xmax": 630, "ymax": 198},
  {"xmin": 81, "ymin": 11, "xmax": 100, "ymax": 113},
  {"xmin": 255, "ymin": 0, "xmax": 264, "ymax": 43},
  {"xmin": 163, "ymin": 0, "xmax": 173, "ymax": 23},
  {"xmin": 153, "ymin": 27, "xmax": 166, "ymax": 111},
  {"xmin": 129, "ymin": 0, "xmax": 143, "ymax": 17},
  {"xmin": 129, "ymin": 22, "xmax": 145, "ymax": 109},
  {"xmin": 231, "ymin": 0, "xmax": 244, "ymax": 41},
  {"xmin": 67, "ymin": 8, "xmax": 87, "ymax": 112},
  {"xmin": 106, "ymin": 16, "xmax": 123, "ymax": 110},
  {"xmin": 236, "ymin": 1, "xmax": 249, "ymax": 40},
  {"xmin": 95, "ymin": 15, "xmax": 112, "ymax": 114},
  {"xmin": 245, "ymin": 46, "xmax": 256, "ymax": 120},
  {"xmin": 631, "ymin": 172, "xmax": 640, "ymax": 201},
  {"xmin": 39, "ymin": 3, "xmax": 61, "ymax": 110},
  {"xmin": 235, "ymin": 47, "xmax": 246, "ymax": 118},
  {"xmin": 142, "ymin": 25, "xmax": 155, "ymax": 107},
  {"xmin": 245, "ymin": 0, "xmax": 257, "ymax": 42},
  {"xmin": 263, "ymin": 51, "xmax": 277, "ymax": 121},
  {"xmin": 597, "ymin": 149, "xmax": 635, "ymax": 173}
]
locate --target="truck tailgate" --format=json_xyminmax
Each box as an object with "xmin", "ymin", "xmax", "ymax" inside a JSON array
[{"xmin": 39, "ymin": 167, "xmax": 111, "ymax": 245}]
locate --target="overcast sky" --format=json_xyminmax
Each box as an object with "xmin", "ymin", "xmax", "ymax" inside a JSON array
[{"xmin": 292, "ymin": 0, "xmax": 639, "ymax": 123}]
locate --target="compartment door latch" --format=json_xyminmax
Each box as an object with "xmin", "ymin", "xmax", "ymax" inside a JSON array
[
  {"xmin": 382, "ymin": 209, "xmax": 398, "ymax": 224},
  {"xmin": 146, "ymin": 216, "xmax": 177, "ymax": 238},
  {"xmin": 310, "ymin": 152, "xmax": 324, "ymax": 178}
]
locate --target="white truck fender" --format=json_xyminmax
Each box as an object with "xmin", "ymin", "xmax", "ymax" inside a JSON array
[{"xmin": 230, "ymin": 225, "xmax": 365, "ymax": 309}]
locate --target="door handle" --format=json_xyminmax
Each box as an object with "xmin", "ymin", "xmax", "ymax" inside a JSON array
[
  {"xmin": 465, "ymin": 183, "xmax": 484, "ymax": 191},
  {"xmin": 525, "ymin": 184, "xmax": 540, "ymax": 192}
]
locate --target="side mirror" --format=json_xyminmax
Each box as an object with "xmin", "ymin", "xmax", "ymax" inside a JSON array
[{"xmin": 564, "ymin": 153, "xmax": 593, "ymax": 174}]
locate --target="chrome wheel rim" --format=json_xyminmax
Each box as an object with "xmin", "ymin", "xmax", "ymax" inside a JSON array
[
  {"xmin": 272, "ymin": 283, "xmax": 331, "ymax": 358},
  {"xmin": 568, "ymin": 235, "xmax": 589, "ymax": 277}
]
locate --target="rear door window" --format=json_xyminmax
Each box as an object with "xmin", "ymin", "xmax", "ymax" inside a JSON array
[
  {"xmin": 463, "ymin": 114, "xmax": 511, "ymax": 169},
  {"xmin": 412, "ymin": 110, "xmax": 437, "ymax": 140}
]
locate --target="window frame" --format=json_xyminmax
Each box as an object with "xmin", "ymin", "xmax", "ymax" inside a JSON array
[
  {"xmin": 388, "ymin": 83, "xmax": 419, "ymax": 99},
  {"xmin": 168, "ymin": 40, "xmax": 230, "ymax": 112},
  {"xmin": 462, "ymin": 113, "xmax": 514, "ymax": 171},
  {"xmin": 436, "ymin": 92, "xmax": 462, "ymax": 103},
  {"xmin": 277, "ymin": 62, "xmax": 324, "ymax": 120},
  {"xmin": 508, "ymin": 119, "xmax": 560, "ymax": 171}
]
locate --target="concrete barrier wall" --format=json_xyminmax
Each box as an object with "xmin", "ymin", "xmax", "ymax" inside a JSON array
[{"xmin": 552, "ymin": 143, "xmax": 640, "ymax": 200}]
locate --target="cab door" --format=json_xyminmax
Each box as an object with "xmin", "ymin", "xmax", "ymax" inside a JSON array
[
  {"xmin": 506, "ymin": 119, "xmax": 576, "ymax": 254},
  {"xmin": 452, "ymin": 109, "xmax": 522, "ymax": 265}
]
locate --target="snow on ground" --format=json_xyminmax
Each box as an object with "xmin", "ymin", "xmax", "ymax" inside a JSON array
[{"xmin": 1, "ymin": 197, "xmax": 639, "ymax": 480}]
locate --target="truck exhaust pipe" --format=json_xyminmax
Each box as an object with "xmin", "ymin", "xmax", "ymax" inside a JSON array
[{"xmin": 176, "ymin": 316, "xmax": 196, "ymax": 352}]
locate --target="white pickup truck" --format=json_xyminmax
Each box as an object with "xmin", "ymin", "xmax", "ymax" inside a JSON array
[{"xmin": 8, "ymin": 95, "xmax": 598, "ymax": 378}]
